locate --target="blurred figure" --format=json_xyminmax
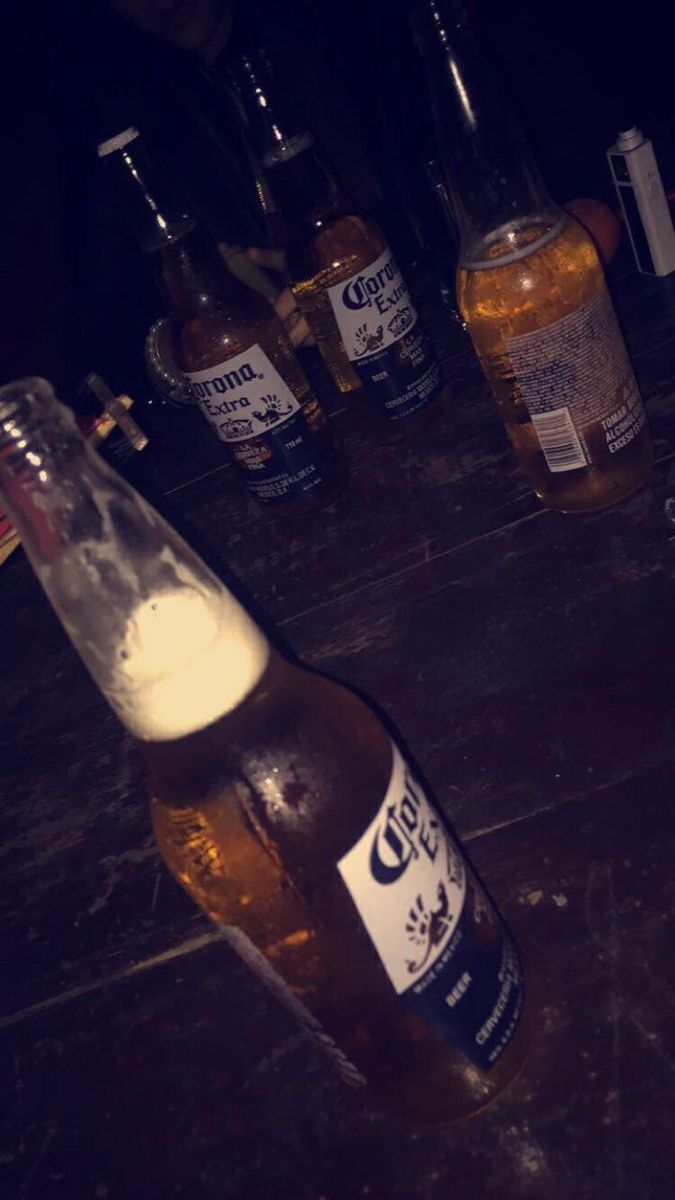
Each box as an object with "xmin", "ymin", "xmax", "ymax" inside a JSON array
[
  {"xmin": 88, "ymin": 0, "xmax": 385, "ymax": 360},
  {"xmin": 58, "ymin": 0, "xmax": 389, "ymax": 392},
  {"xmin": 56, "ymin": 0, "xmax": 383, "ymax": 396},
  {"xmin": 109, "ymin": 0, "xmax": 234, "ymax": 60},
  {"xmin": 103, "ymin": 0, "xmax": 313, "ymax": 346}
]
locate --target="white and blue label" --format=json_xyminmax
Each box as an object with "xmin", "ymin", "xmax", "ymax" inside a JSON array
[
  {"xmin": 327, "ymin": 246, "xmax": 443, "ymax": 422},
  {"xmin": 188, "ymin": 344, "xmax": 301, "ymax": 443},
  {"xmin": 186, "ymin": 345, "xmax": 328, "ymax": 505},
  {"xmin": 338, "ymin": 744, "xmax": 524, "ymax": 1070}
]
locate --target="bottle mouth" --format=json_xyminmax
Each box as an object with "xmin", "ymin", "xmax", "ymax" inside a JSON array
[
  {"xmin": 616, "ymin": 127, "xmax": 643, "ymax": 152},
  {"xmin": 229, "ymin": 47, "xmax": 275, "ymax": 97},
  {"xmin": 0, "ymin": 374, "xmax": 51, "ymax": 407},
  {"xmin": 97, "ymin": 127, "xmax": 141, "ymax": 159},
  {"xmin": 0, "ymin": 377, "xmax": 79, "ymax": 480},
  {"xmin": 0, "ymin": 376, "xmax": 61, "ymax": 430}
]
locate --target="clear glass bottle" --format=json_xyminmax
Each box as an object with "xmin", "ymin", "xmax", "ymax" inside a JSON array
[
  {"xmin": 230, "ymin": 51, "xmax": 448, "ymax": 440},
  {"xmin": 0, "ymin": 377, "xmax": 529, "ymax": 1123},
  {"xmin": 413, "ymin": 0, "xmax": 652, "ymax": 512},
  {"xmin": 98, "ymin": 127, "xmax": 343, "ymax": 516}
]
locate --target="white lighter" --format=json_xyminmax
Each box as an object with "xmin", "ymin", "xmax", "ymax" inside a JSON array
[{"xmin": 607, "ymin": 126, "xmax": 675, "ymax": 276}]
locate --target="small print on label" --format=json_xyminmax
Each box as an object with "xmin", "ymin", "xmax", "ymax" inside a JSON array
[{"xmin": 505, "ymin": 290, "xmax": 647, "ymax": 469}]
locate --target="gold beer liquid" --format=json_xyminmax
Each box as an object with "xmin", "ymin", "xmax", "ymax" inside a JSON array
[
  {"xmin": 458, "ymin": 215, "xmax": 652, "ymax": 512},
  {"xmin": 293, "ymin": 265, "xmax": 362, "ymax": 395},
  {"xmin": 149, "ymin": 651, "xmax": 529, "ymax": 1124}
]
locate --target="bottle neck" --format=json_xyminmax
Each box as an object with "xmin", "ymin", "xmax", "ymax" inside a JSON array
[
  {"xmin": 0, "ymin": 378, "xmax": 270, "ymax": 741},
  {"xmin": 264, "ymin": 141, "xmax": 343, "ymax": 225},
  {"xmin": 101, "ymin": 130, "xmax": 193, "ymax": 253},
  {"xmin": 156, "ymin": 223, "xmax": 256, "ymax": 323},
  {"xmin": 101, "ymin": 131, "xmax": 259, "ymax": 322},
  {"xmin": 231, "ymin": 50, "xmax": 346, "ymax": 225},
  {"xmin": 412, "ymin": 0, "xmax": 561, "ymax": 265}
]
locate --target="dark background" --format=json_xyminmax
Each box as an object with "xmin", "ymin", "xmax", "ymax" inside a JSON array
[{"xmin": 1, "ymin": 0, "xmax": 673, "ymax": 397}]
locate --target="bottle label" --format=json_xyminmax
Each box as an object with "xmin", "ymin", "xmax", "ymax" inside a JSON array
[
  {"xmin": 327, "ymin": 246, "xmax": 443, "ymax": 422},
  {"xmin": 186, "ymin": 345, "xmax": 328, "ymax": 505},
  {"xmin": 338, "ymin": 744, "xmax": 524, "ymax": 1071},
  {"xmin": 504, "ymin": 289, "xmax": 646, "ymax": 473}
]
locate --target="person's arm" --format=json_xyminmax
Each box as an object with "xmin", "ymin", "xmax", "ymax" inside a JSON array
[{"xmin": 224, "ymin": 245, "xmax": 313, "ymax": 349}]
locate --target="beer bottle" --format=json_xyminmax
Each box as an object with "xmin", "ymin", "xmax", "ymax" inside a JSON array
[
  {"xmin": 0, "ymin": 377, "xmax": 528, "ymax": 1124},
  {"xmin": 230, "ymin": 52, "xmax": 448, "ymax": 439},
  {"xmin": 97, "ymin": 127, "xmax": 343, "ymax": 516},
  {"xmin": 413, "ymin": 1, "xmax": 653, "ymax": 512}
]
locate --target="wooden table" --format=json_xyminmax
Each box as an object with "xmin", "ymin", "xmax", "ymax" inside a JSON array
[{"xmin": 2, "ymin": 254, "xmax": 675, "ymax": 1199}]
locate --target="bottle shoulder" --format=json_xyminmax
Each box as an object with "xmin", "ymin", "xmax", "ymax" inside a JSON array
[
  {"xmin": 175, "ymin": 304, "xmax": 284, "ymax": 373},
  {"xmin": 458, "ymin": 215, "xmax": 604, "ymax": 328},
  {"xmin": 288, "ymin": 211, "xmax": 388, "ymax": 287},
  {"xmin": 147, "ymin": 653, "xmax": 394, "ymax": 870}
]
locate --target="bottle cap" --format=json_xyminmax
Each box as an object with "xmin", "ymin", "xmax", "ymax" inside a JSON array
[
  {"xmin": 616, "ymin": 127, "xmax": 644, "ymax": 152},
  {"xmin": 97, "ymin": 127, "xmax": 140, "ymax": 158}
]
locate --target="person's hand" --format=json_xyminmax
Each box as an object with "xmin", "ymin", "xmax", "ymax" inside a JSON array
[{"xmin": 246, "ymin": 247, "xmax": 313, "ymax": 349}]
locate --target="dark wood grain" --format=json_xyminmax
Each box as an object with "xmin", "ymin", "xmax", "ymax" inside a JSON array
[
  {"xmin": 2, "ymin": 261, "xmax": 675, "ymax": 1199},
  {"xmin": 2, "ymin": 768, "xmax": 673, "ymax": 1200}
]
